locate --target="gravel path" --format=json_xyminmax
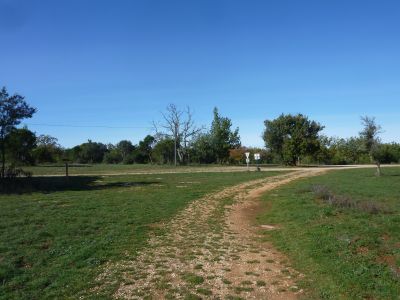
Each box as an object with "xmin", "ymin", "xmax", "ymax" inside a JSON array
[{"xmin": 94, "ymin": 169, "xmax": 326, "ymax": 299}]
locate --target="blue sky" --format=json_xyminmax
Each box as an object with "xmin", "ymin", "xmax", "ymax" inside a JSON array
[{"xmin": 1, "ymin": 0, "xmax": 399, "ymax": 147}]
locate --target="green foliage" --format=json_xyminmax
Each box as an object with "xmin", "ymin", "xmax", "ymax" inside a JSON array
[
  {"xmin": 152, "ymin": 138, "xmax": 175, "ymax": 164},
  {"xmin": 263, "ymin": 114, "xmax": 324, "ymax": 165},
  {"xmin": 210, "ymin": 107, "xmax": 241, "ymax": 163},
  {"xmin": 76, "ymin": 140, "xmax": 108, "ymax": 163},
  {"xmin": 116, "ymin": 140, "xmax": 135, "ymax": 163},
  {"xmin": 136, "ymin": 135, "xmax": 155, "ymax": 163},
  {"xmin": 5, "ymin": 127, "xmax": 36, "ymax": 165},
  {"xmin": 69, "ymin": 136, "xmax": 157, "ymax": 165},
  {"xmin": 33, "ymin": 134, "xmax": 63, "ymax": 164},
  {"xmin": 259, "ymin": 167, "xmax": 400, "ymax": 299},
  {"xmin": 0, "ymin": 87, "xmax": 36, "ymax": 136},
  {"xmin": 191, "ymin": 133, "xmax": 215, "ymax": 163},
  {"xmin": 323, "ymin": 137, "xmax": 367, "ymax": 165},
  {"xmin": 0, "ymin": 87, "xmax": 36, "ymax": 177},
  {"xmin": 359, "ymin": 116, "xmax": 384, "ymax": 175},
  {"xmin": 102, "ymin": 147, "xmax": 123, "ymax": 164},
  {"xmin": 182, "ymin": 273, "xmax": 204, "ymax": 285},
  {"xmin": 374, "ymin": 143, "xmax": 400, "ymax": 163},
  {"xmin": 360, "ymin": 116, "xmax": 381, "ymax": 155}
]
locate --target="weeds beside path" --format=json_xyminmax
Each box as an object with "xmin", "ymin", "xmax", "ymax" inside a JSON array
[{"xmin": 95, "ymin": 169, "xmax": 324, "ymax": 299}]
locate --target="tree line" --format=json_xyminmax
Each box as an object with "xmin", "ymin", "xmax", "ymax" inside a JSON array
[
  {"xmin": 1, "ymin": 86, "xmax": 399, "ymax": 178},
  {"xmin": 262, "ymin": 114, "xmax": 399, "ymax": 175}
]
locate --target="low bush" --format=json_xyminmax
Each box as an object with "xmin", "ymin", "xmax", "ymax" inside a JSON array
[{"xmin": 311, "ymin": 184, "xmax": 390, "ymax": 214}]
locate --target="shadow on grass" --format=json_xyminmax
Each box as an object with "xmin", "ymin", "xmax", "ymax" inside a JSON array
[
  {"xmin": 0, "ymin": 176, "xmax": 160, "ymax": 194},
  {"xmin": 37, "ymin": 164, "xmax": 93, "ymax": 168}
]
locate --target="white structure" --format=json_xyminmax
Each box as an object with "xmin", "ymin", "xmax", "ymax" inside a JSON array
[
  {"xmin": 245, "ymin": 152, "xmax": 250, "ymax": 170},
  {"xmin": 254, "ymin": 153, "xmax": 261, "ymax": 171}
]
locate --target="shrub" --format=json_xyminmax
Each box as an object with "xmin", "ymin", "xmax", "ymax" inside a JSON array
[
  {"xmin": 310, "ymin": 185, "xmax": 390, "ymax": 214},
  {"xmin": 2, "ymin": 165, "xmax": 32, "ymax": 179}
]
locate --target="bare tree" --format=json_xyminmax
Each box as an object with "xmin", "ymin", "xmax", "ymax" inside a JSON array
[
  {"xmin": 360, "ymin": 116, "xmax": 382, "ymax": 176},
  {"xmin": 153, "ymin": 104, "xmax": 202, "ymax": 166}
]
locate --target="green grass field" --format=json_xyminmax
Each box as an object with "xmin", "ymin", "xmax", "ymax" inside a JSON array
[
  {"xmin": 0, "ymin": 171, "xmax": 280, "ymax": 299},
  {"xmin": 22, "ymin": 164, "xmax": 245, "ymax": 176},
  {"xmin": 259, "ymin": 167, "xmax": 400, "ymax": 300},
  {"xmin": 23, "ymin": 163, "xmax": 287, "ymax": 176}
]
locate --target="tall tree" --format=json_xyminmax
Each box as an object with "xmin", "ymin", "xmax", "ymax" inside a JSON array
[
  {"xmin": 5, "ymin": 127, "xmax": 37, "ymax": 165},
  {"xmin": 0, "ymin": 87, "xmax": 36, "ymax": 178},
  {"xmin": 263, "ymin": 114, "xmax": 324, "ymax": 165},
  {"xmin": 210, "ymin": 108, "xmax": 241, "ymax": 163},
  {"xmin": 152, "ymin": 138, "xmax": 175, "ymax": 164},
  {"xmin": 191, "ymin": 133, "xmax": 215, "ymax": 164},
  {"xmin": 79, "ymin": 140, "xmax": 108, "ymax": 163},
  {"xmin": 360, "ymin": 116, "xmax": 383, "ymax": 176},
  {"xmin": 103, "ymin": 144, "xmax": 123, "ymax": 164},
  {"xmin": 137, "ymin": 135, "xmax": 155, "ymax": 163},
  {"xmin": 34, "ymin": 134, "xmax": 63, "ymax": 163},
  {"xmin": 116, "ymin": 140, "xmax": 135, "ymax": 162},
  {"xmin": 154, "ymin": 104, "xmax": 201, "ymax": 165}
]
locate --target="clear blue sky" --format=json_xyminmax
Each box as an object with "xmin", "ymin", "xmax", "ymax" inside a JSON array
[{"xmin": 1, "ymin": 0, "xmax": 399, "ymax": 147}]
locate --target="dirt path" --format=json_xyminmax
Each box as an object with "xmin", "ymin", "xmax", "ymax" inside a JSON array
[{"xmin": 95, "ymin": 169, "xmax": 325, "ymax": 299}]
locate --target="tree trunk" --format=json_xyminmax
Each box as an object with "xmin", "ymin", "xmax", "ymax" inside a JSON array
[
  {"xmin": 369, "ymin": 153, "xmax": 381, "ymax": 177},
  {"xmin": 174, "ymin": 136, "xmax": 177, "ymax": 167},
  {"xmin": 375, "ymin": 161, "xmax": 382, "ymax": 177}
]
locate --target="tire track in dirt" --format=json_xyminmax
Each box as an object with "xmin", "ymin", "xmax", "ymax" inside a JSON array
[{"xmin": 94, "ymin": 169, "xmax": 325, "ymax": 299}]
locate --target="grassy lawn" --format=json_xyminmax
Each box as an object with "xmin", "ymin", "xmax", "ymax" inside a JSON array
[
  {"xmin": 259, "ymin": 167, "xmax": 400, "ymax": 300},
  {"xmin": 23, "ymin": 164, "xmax": 247, "ymax": 176},
  {"xmin": 0, "ymin": 171, "xmax": 280, "ymax": 299}
]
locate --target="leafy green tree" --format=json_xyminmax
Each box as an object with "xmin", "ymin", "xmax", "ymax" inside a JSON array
[
  {"xmin": 375, "ymin": 143, "xmax": 400, "ymax": 163},
  {"xmin": 77, "ymin": 140, "xmax": 107, "ymax": 163},
  {"xmin": 191, "ymin": 133, "xmax": 215, "ymax": 164},
  {"xmin": 65, "ymin": 145, "xmax": 82, "ymax": 163},
  {"xmin": 135, "ymin": 135, "xmax": 155, "ymax": 163},
  {"xmin": 360, "ymin": 116, "xmax": 383, "ymax": 176},
  {"xmin": 33, "ymin": 134, "xmax": 63, "ymax": 163},
  {"xmin": 210, "ymin": 108, "xmax": 240, "ymax": 163},
  {"xmin": 103, "ymin": 144, "xmax": 123, "ymax": 164},
  {"xmin": 116, "ymin": 140, "xmax": 135, "ymax": 163},
  {"xmin": 152, "ymin": 138, "xmax": 175, "ymax": 164},
  {"xmin": 263, "ymin": 114, "xmax": 324, "ymax": 165},
  {"xmin": 377, "ymin": 143, "xmax": 400, "ymax": 163},
  {"xmin": 313, "ymin": 135, "xmax": 334, "ymax": 165},
  {"xmin": 323, "ymin": 137, "xmax": 365, "ymax": 165},
  {"xmin": 103, "ymin": 150, "xmax": 123, "ymax": 164},
  {"xmin": 5, "ymin": 127, "xmax": 36, "ymax": 165},
  {"xmin": 0, "ymin": 87, "xmax": 36, "ymax": 177}
]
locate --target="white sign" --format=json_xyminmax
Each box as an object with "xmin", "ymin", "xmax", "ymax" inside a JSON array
[
  {"xmin": 246, "ymin": 158, "xmax": 250, "ymax": 164},
  {"xmin": 254, "ymin": 153, "xmax": 261, "ymax": 160},
  {"xmin": 245, "ymin": 152, "xmax": 250, "ymax": 159}
]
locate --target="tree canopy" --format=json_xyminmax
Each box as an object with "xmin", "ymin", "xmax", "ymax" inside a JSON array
[
  {"xmin": 263, "ymin": 114, "xmax": 324, "ymax": 165},
  {"xmin": 210, "ymin": 107, "xmax": 241, "ymax": 163},
  {"xmin": 360, "ymin": 116, "xmax": 383, "ymax": 176},
  {"xmin": 0, "ymin": 87, "xmax": 36, "ymax": 177}
]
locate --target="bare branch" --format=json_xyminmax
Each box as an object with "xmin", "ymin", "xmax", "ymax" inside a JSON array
[{"xmin": 155, "ymin": 103, "xmax": 203, "ymax": 164}]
